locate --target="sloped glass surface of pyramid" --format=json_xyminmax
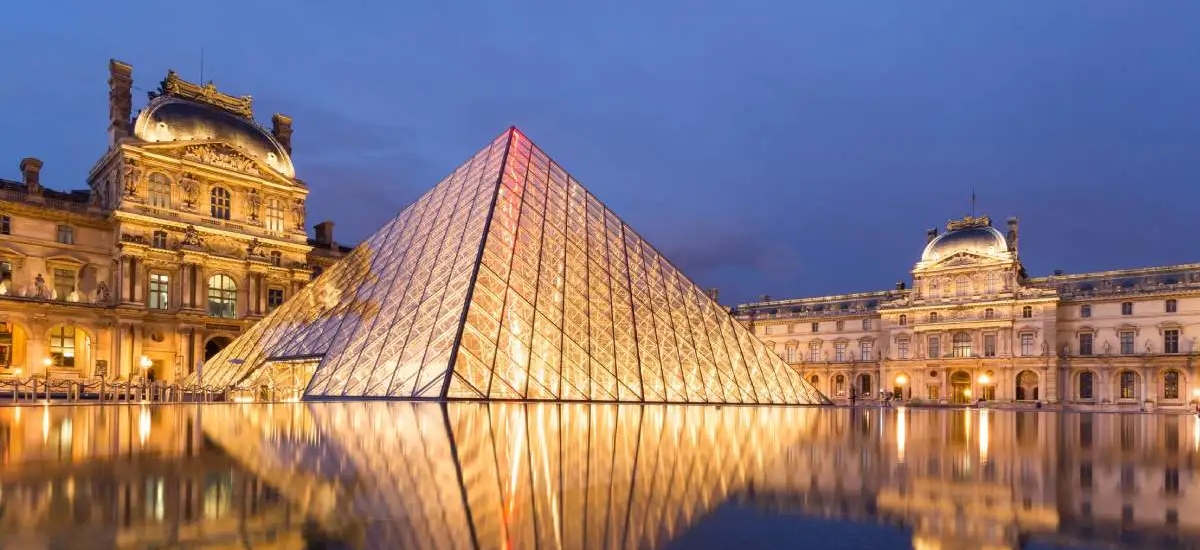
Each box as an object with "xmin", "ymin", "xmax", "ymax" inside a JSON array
[{"xmin": 198, "ymin": 128, "xmax": 829, "ymax": 404}]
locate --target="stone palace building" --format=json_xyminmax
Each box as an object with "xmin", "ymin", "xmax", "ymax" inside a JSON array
[
  {"xmin": 737, "ymin": 215, "xmax": 1200, "ymax": 410},
  {"xmin": 0, "ymin": 59, "xmax": 349, "ymax": 383}
]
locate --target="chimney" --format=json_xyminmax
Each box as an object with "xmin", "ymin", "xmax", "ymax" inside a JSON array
[
  {"xmin": 272, "ymin": 114, "xmax": 293, "ymax": 155},
  {"xmin": 314, "ymin": 220, "xmax": 335, "ymax": 247},
  {"xmin": 108, "ymin": 59, "xmax": 134, "ymax": 144},
  {"xmin": 20, "ymin": 157, "xmax": 43, "ymax": 194},
  {"xmin": 926, "ymin": 227, "xmax": 938, "ymax": 244},
  {"xmin": 1006, "ymin": 216, "xmax": 1019, "ymax": 253}
]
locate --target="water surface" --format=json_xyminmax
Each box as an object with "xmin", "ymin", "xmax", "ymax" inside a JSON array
[{"xmin": 0, "ymin": 403, "xmax": 1195, "ymax": 549}]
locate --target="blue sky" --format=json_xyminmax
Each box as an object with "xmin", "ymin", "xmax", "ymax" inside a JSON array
[{"xmin": 2, "ymin": 1, "xmax": 1198, "ymax": 305}]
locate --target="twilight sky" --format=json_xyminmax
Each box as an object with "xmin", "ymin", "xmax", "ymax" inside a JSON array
[{"xmin": 2, "ymin": 1, "xmax": 1198, "ymax": 305}]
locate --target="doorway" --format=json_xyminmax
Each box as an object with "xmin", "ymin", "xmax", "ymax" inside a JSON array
[{"xmin": 951, "ymin": 370, "xmax": 972, "ymax": 404}]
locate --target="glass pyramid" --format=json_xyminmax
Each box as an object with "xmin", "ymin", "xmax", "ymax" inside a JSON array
[{"xmin": 199, "ymin": 128, "xmax": 828, "ymax": 404}]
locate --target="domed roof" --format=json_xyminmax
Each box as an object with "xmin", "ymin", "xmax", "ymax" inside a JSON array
[
  {"xmin": 921, "ymin": 224, "xmax": 1008, "ymax": 262},
  {"xmin": 133, "ymin": 96, "xmax": 295, "ymax": 178}
]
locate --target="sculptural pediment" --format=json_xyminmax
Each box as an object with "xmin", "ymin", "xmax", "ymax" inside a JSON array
[{"xmin": 179, "ymin": 143, "xmax": 265, "ymax": 176}]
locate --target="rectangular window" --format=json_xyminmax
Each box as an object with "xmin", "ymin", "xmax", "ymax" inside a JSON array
[
  {"xmin": 927, "ymin": 336, "xmax": 940, "ymax": 359},
  {"xmin": 811, "ymin": 322, "xmax": 819, "ymax": 333},
  {"xmin": 835, "ymin": 342, "xmax": 846, "ymax": 362},
  {"xmin": 836, "ymin": 320, "xmax": 844, "ymax": 331},
  {"xmin": 984, "ymin": 334, "xmax": 996, "ymax": 357},
  {"xmin": 1081, "ymin": 305, "xmax": 1091, "ymax": 318},
  {"xmin": 1079, "ymin": 333, "xmax": 1093, "ymax": 356},
  {"xmin": 897, "ymin": 340, "xmax": 909, "ymax": 360},
  {"xmin": 0, "ymin": 260, "xmax": 11, "ymax": 284},
  {"xmin": 265, "ymin": 198, "xmax": 286, "ymax": 233},
  {"xmin": 268, "ymin": 287, "xmax": 285, "ymax": 311},
  {"xmin": 1020, "ymin": 333, "xmax": 1034, "ymax": 356},
  {"xmin": 784, "ymin": 346, "xmax": 796, "ymax": 363},
  {"xmin": 152, "ymin": 231, "xmax": 168, "ymax": 249},
  {"xmin": 1120, "ymin": 331, "xmax": 1135, "ymax": 355},
  {"xmin": 52, "ymin": 268, "xmax": 75, "ymax": 300},
  {"xmin": 49, "ymin": 325, "xmax": 76, "ymax": 367},
  {"xmin": 149, "ymin": 273, "xmax": 169, "ymax": 310},
  {"xmin": 809, "ymin": 345, "xmax": 820, "ymax": 363},
  {"xmin": 0, "ymin": 215, "xmax": 10, "ymax": 235},
  {"xmin": 862, "ymin": 319, "xmax": 872, "ymax": 330},
  {"xmin": 1121, "ymin": 302, "xmax": 1133, "ymax": 315},
  {"xmin": 56, "ymin": 225, "xmax": 74, "ymax": 244},
  {"xmin": 1166, "ymin": 299, "xmax": 1178, "ymax": 313},
  {"xmin": 927, "ymin": 384, "xmax": 940, "ymax": 400},
  {"xmin": 860, "ymin": 341, "xmax": 873, "ymax": 361},
  {"xmin": 1164, "ymin": 329, "xmax": 1180, "ymax": 354}
]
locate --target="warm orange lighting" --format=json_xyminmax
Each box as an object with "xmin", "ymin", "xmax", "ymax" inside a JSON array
[
  {"xmin": 895, "ymin": 374, "xmax": 908, "ymax": 386},
  {"xmin": 977, "ymin": 373, "xmax": 991, "ymax": 385}
]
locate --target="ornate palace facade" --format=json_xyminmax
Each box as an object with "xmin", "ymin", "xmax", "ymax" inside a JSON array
[
  {"xmin": 0, "ymin": 59, "xmax": 349, "ymax": 383},
  {"xmin": 737, "ymin": 215, "xmax": 1200, "ymax": 410}
]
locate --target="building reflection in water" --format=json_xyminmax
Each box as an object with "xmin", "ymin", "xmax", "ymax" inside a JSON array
[{"xmin": 1, "ymin": 404, "xmax": 1198, "ymax": 549}]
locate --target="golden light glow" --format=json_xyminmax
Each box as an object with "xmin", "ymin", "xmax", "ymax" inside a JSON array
[
  {"xmin": 895, "ymin": 374, "xmax": 908, "ymax": 386},
  {"xmin": 979, "ymin": 409, "xmax": 990, "ymax": 464},
  {"xmin": 896, "ymin": 406, "xmax": 907, "ymax": 463},
  {"xmin": 977, "ymin": 373, "xmax": 991, "ymax": 385},
  {"xmin": 42, "ymin": 357, "xmax": 51, "ymax": 367}
]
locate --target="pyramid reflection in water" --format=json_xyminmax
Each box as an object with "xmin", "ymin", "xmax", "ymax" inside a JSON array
[
  {"xmin": 203, "ymin": 402, "xmax": 819, "ymax": 549},
  {"xmin": 199, "ymin": 128, "xmax": 826, "ymax": 404}
]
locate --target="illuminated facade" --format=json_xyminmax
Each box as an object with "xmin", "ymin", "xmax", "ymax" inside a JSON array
[
  {"xmin": 200, "ymin": 129, "xmax": 826, "ymax": 404},
  {"xmin": 738, "ymin": 215, "xmax": 1200, "ymax": 410},
  {"xmin": 0, "ymin": 59, "xmax": 349, "ymax": 383}
]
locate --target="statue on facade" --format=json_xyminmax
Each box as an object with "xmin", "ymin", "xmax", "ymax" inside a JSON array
[
  {"xmin": 182, "ymin": 225, "xmax": 203, "ymax": 247},
  {"xmin": 122, "ymin": 161, "xmax": 141, "ymax": 197},
  {"xmin": 246, "ymin": 238, "xmax": 263, "ymax": 257},
  {"xmin": 291, "ymin": 198, "xmax": 306, "ymax": 229},
  {"xmin": 33, "ymin": 273, "xmax": 46, "ymax": 299},
  {"xmin": 95, "ymin": 281, "xmax": 111, "ymax": 304},
  {"xmin": 179, "ymin": 174, "xmax": 200, "ymax": 209},
  {"xmin": 1103, "ymin": 340, "xmax": 1112, "ymax": 355},
  {"xmin": 245, "ymin": 189, "xmax": 262, "ymax": 222}
]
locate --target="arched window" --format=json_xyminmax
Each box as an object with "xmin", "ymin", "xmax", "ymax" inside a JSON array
[
  {"xmin": 210, "ymin": 187, "xmax": 232, "ymax": 220},
  {"xmin": 834, "ymin": 374, "xmax": 846, "ymax": 396},
  {"xmin": 1078, "ymin": 371, "xmax": 1094, "ymax": 400},
  {"xmin": 808, "ymin": 374, "xmax": 819, "ymax": 386},
  {"xmin": 207, "ymin": 274, "xmax": 238, "ymax": 318},
  {"xmin": 955, "ymin": 276, "xmax": 968, "ymax": 297},
  {"xmin": 1163, "ymin": 370, "xmax": 1181, "ymax": 400},
  {"xmin": 148, "ymin": 172, "xmax": 171, "ymax": 208},
  {"xmin": 898, "ymin": 314, "xmax": 907, "ymax": 326},
  {"xmin": 1119, "ymin": 370, "xmax": 1137, "ymax": 399},
  {"xmin": 1022, "ymin": 306, "xmax": 1033, "ymax": 318},
  {"xmin": 265, "ymin": 197, "xmax": 285, "ymax": 232},
  {"xmin": 952, "ymin": 332, "xmax": 972, "ymax": 357}
]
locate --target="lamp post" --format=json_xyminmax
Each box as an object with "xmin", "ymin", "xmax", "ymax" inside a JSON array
[
  {"xmin": 139, "ymin": 356, "xmax": 152, "ymax": 383},
  {"xmin": 978, "ymin": 373, "xmax": 991, "ymax": 401}
]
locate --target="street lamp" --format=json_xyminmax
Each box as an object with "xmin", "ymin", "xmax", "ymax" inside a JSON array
[
  {"xmin": 139, "ymin": 356, "xmax": 152, "ymax": 383},
  {"xmin": 895, "ymin": 374, "xmax": 908, "ymax": 400}
]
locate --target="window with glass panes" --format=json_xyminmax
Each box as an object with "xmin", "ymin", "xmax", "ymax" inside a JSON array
[
  {"xmin": 983, "ymin": 333, "xmax": 996, "ymax": 357},
  {"xmin": 1166, "ymin": 299, "xmax": 1177, "ymax": 313},
  {"xmin": 809, "ymin": 343, "xmax": 820, "ymax": 362},
  {"xmin": 1121, "ymin": 302, "xmax": 1133, "ymax": 315},
  {"xmin": 56, "ymin": 225, "xmax": 73, "ymax": 244},
  {"xmin": 49, "ymin": 325, "xmax": 76, "ymax": 367},
  {"xmin": 835, "ymin": 342, "xmax": 846, "ymax": 361},
  {"xmin": 1079, "ymin": 333, "xmax": 1093, "ymax": 355},
  {"xmin": 860, "ymin": 341, "xmax": 872, "ymax": 361},
  {"xmin": 152, "ymin": 230, "xmax": 168, "ymax": 249},
  {"xmin": 1120, "ymin": 331, "xmax": 1134, "ymax": 354},
  {"xmin": 897, "ymin": 339, "xmax": 909, "ymax": 359},
  {"xmin": 148, "ymin": 172, "xmax": 171, "ymax": 208},
  {"xmin": 265, "ymin": 197, "xmax": 285, "ymax": 232},
  {"xmin": 267, "ymin": 287, "xmax": 284, "ymax": 311},
  {"xmin": 1164, "ymin": 329, "xmax": 1180, "ymax": 353},
  {"xmin": 207, "ymin": 274, "xmax": 237, "ymax": 318},
  {"xmin": 1119, "ymin": 371, "xmax": 1137, "ymax": 399},
  {"xmin": 210, "ymin": 187, "xmax": 232, "ymax": 220},
  {"xmin": 0, "ymin": 215, "xmax": 10, "ymax": 235},
  {"xmin": 1164, "ymin": 370, "xmax": 1181, "ymax": 399},
  {"xmin": 149, "ymin": 273, "xmax": 169, "ymax": 310},
  {"xmin": 1020, "ymin": 333, "xmax": 1034, "ymax": 356},
  {"xmin": 927, "ymin": 336, "xmax": 940, "ymax": 358},
  {"xmin": 1081, "ymin": 305, "xmax": 1091, "ymax": 318}
]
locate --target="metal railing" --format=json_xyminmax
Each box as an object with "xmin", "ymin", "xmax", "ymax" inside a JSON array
[{"xmin": 0, "ymin": 377, "xmax": 233, "ymax": 403}]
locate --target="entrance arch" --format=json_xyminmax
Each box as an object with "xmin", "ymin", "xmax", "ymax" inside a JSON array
[
  {"xmin": 1016, "ymin": 370, "xmax": 1039, "ymax": 401},
  {"xmin": 857, "ymin": 373, "xmax": 873, "ymax": 398},
  {"xmin": 47, "ymin": 324, "xmax": 92, "ymax": 374},
  {"xmin": 0, "ymin": 321, "xmax": 28, "ymax": 371},
  {"xmin": 204, "ymin": 336, "xmax": 233, "ymax": 361},
  {"xmin": 950, "ymin": 370, "xmax": 971, "ymax": 404}
]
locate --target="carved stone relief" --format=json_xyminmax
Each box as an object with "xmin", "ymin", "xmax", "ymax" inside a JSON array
[
  {"xmin": 181, "ymin": 144, "xmax": 262, "ymax": 176},
  {"xmin": 122, "ymin": 161, "xmax": 141, "ymax": 197}
]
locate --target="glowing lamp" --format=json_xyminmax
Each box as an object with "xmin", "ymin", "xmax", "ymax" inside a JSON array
[
  {"xmin": 42, "ymin": 357, "xmax": 52, "ymax": 367},
  {"xmin": 978, "ymin": 373, "xmax": 991, "ymax": 385},
  {"xmin": 895, "ymin": 374, "xmax": 908, "ymax": 386},
  {"xmin": 139, "ymin": 356, "xmax": 152, "ymax": 369}
]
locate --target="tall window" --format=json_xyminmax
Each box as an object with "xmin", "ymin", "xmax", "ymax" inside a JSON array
[
  {"xmin": 835, "ymin": 342, "xmax": 846, "ymax": 362},
  {"xmin": 897, "ymin": 339, "xmax": 910, "ymax": 360},
  {"xmin": 1164, "ymin": 329, "xmax": 1180, "ymax": 353},
  {"xmin": 49, "ymin": 325, "xmax": 76, "ymax": 367},
  {"xmin": 986, "ymin": 272, "xmax": 998, "ymax": 294},
  {"xmin": 1121, "ymin": 302, "xmax": 1133, "ymax": 315},
  {"xmin": 149, "ymin": 273, "xmax": 169, "ymax": 310},
  {"xmin": 836, "ymin": 320, "xmax": 844, "ymax": 331},
  {"xmin": 955, "ymin": 276, "xmax": 968, "ymax": 297},
  {"xmin": 784, "ymin": 344, "xmax": 796, "ymax": 363},
  {"xmin": 898, "ymin": 314, "xmax": 907, "ymax": 326},
  {"xmin": 0, "ymin": 261, "xmax": 10, "ymax": 285},
  {"xmin": 52, "ymin": 268, "xmax": 75, "ymax": 299},
  {"xmin": 1079, "ymin": 371, "xmax": 1094, "ymax": 400},
  {"xmin": 862, "ymin": 318, "xmax": 872, "ymax": 330},
  {"xmin": 210, "ymin": 187, "xmax": 232, "ymax": 220},
  {"xmin": 983, "ymin": 334, "xmax": 996, "ymax": 357},
  {"xmin": 1119, "ymin": 331, "xmax": 1134, "ymax": 355},
  {"xmin": 927, "ymin": 335, "xmax": 940, "ymax": 358},
  {"xmin": 270, "ymin": 250, "xmax": 282, "ymax": 267},
  {"xmin": 207, "ymin": 274, "xmax": 238, "ymax": 318},
  {"xmin": 952, "ymin": 332, "xmax": 972, "ymax": 357},
  {"xmin": 148, "ymin": 172, "xmax": 171, "ymax": 208},
  {"xmin": 860, "ymin": 341, "xmax": 873, "ymax": 361},
  {"xmin": 1163, "ymin": 370, "xmax": 1180, "ymax": 400},
  {"xmin": 152, "ymin": 230, "xmax": 168, "ymax": 249},
  {"xmin": 929, "ymin": 279, "xmax": 940, "ymax": 299},
  {"xmin": 1079, "ymin": 333, "xmax": 1093, "ymax": 356},
  {"xmin": 929, "ymin": 312, "xmax": 938, "ymax": 322},
  {"xmin": 1119, "ymin": 371, "xmax": 1137, "ymax": 399},
  {"xmin": 810, "ymin": 322, "xmax": 819, "ymax": 333},
  {"xmin": 809, "ymin": 343, "xmax": 820, "ymax": 362},
  {"xmin": 1081, "ymin": 305, "xmax": 1091, "ymax": 318},
  {"xmin": 984, "ymin": 308, "xmax": 995, "ymax": 319},
  {"xmin": 1022, "ymin": 306, "xmax": 1033, "ymax": 318},
  {"xmin": 834, "ymin": 375, "xmax": 846, "ymax": 396},
  {"xmin": 265, "ymin": 197, "xmax": 285, "ymax": 232},
  {"xmin": 1166, "ymin": 299, "xmax": 1178, "ymax": 313},
  {"xmin": 268, "ymin": 287, "xmax": 285, "ymax": 312},
  {"xmin": 56, "ymin": 225, "xmax": 74, "ymax": 244},
  {"xmin": 1020, "ymin": 333, "xmax": 1034, "ymax": 356},
  {"xmin": 0, "ymin": 215, "xmax": 10, "ymax": 235}
]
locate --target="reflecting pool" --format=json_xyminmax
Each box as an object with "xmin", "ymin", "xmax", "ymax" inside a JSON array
[{"xmin": 0, "ymin": 404, "xmax": 1197, "ymax": 549}]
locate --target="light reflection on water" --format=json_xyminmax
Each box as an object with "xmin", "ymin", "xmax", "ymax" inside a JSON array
[{"xmin": 0, "ymin": 404, "xmax": 1197, "ymax": 549}]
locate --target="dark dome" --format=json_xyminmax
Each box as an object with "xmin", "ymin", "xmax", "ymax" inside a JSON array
[
  {"xmin": 133, "ymin": 97, "xmax": 294, "ymax": 178},
  {"xmin": 921, "ymin": 225, "xmax": 1008, "ymax": 261}
]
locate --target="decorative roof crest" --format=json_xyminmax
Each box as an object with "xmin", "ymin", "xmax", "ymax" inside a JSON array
[
  {"xmin": 153, "ymin": 70, "xmax": 254, "ymax": 119},
  {"xmin": 946, "ymin": 215, "xmax": 991, "ymax": 232}
]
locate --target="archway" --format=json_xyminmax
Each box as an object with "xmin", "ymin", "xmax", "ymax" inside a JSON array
[
  {"xmin": 0, "ymin": 321, "xmax": 28, "ymax": 371},
  {"xmin": 204, "ymin": 336, "xmax": 233, "ymax": 361},
  {"xmin": 1016, "ymin": 370, "xmax": 1039, "ymax": 401},
  {"xmin": 857, "ymin": 373, "xmax": 872, "ymax": 398},
  {"xmin": 47, "ymin": 324, "xmax": 92, "ymax": 375},
  {"xmin": 950, "ymin": 370, "xmax": 971, "ymax": 404}
]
